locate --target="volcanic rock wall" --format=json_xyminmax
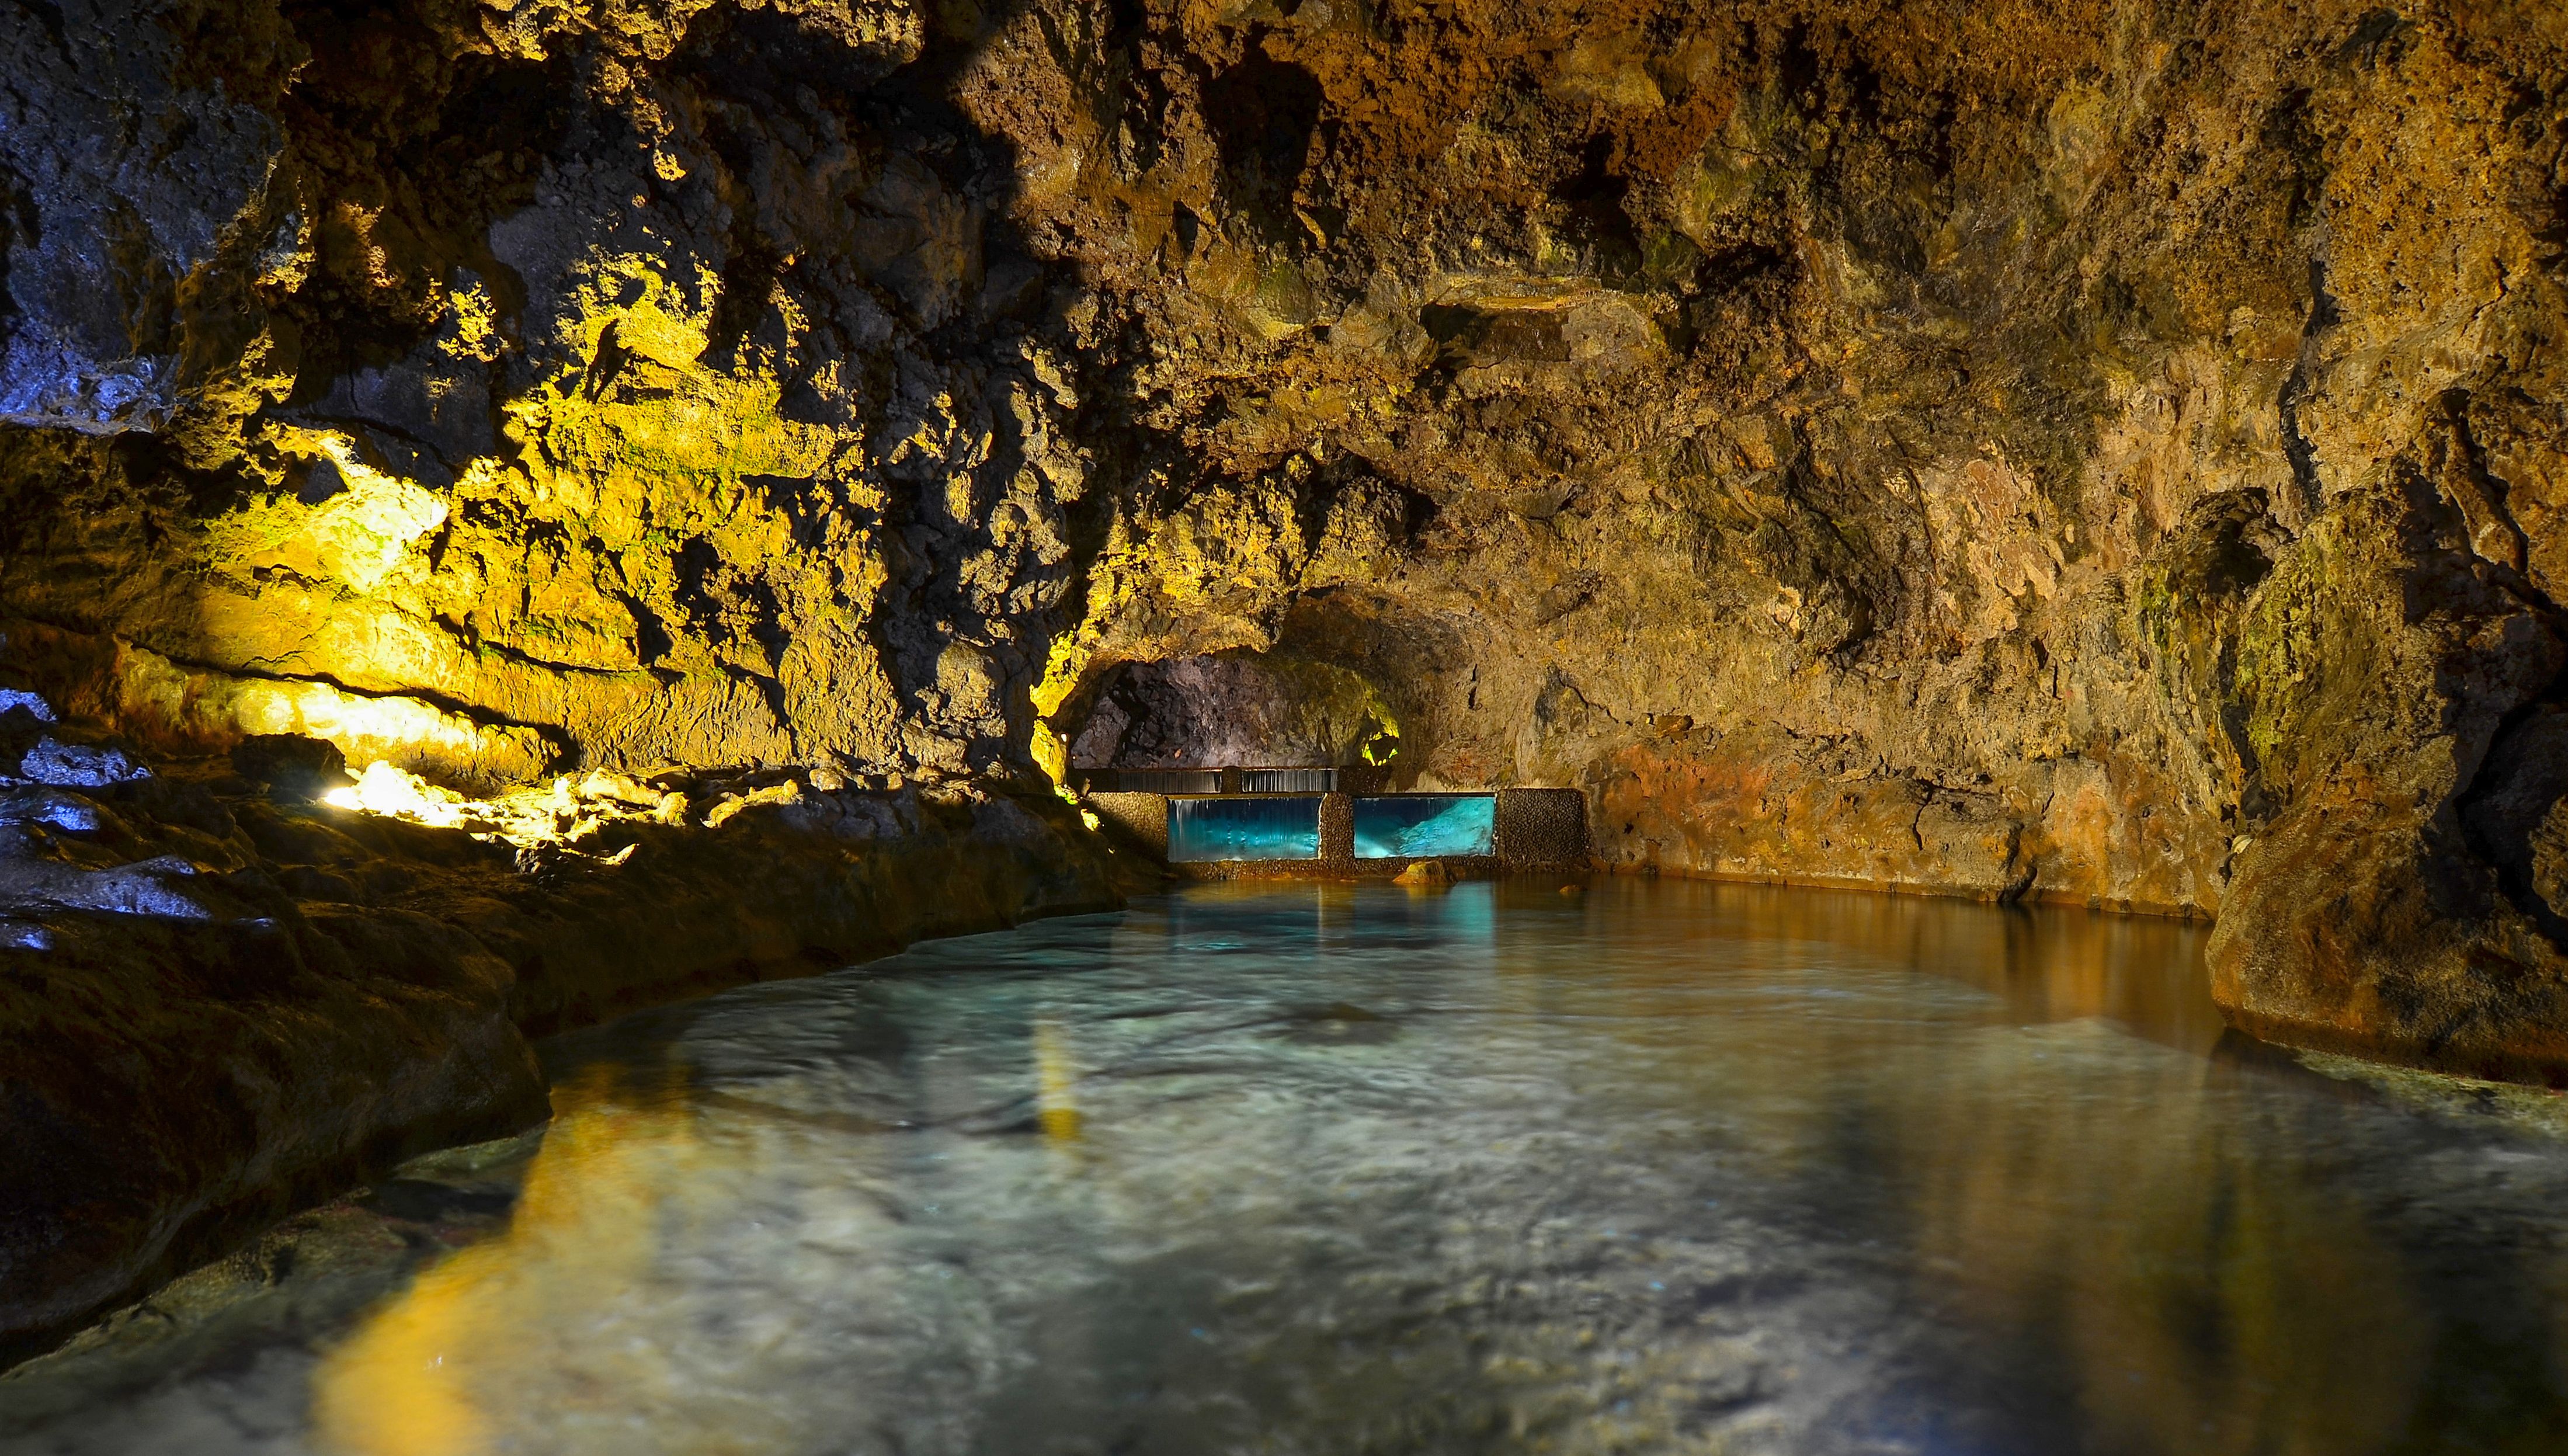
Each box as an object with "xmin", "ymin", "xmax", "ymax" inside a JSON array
[{"xmin": 2, "ymin": 0, "xmax": 2566, "ymax": 1079}]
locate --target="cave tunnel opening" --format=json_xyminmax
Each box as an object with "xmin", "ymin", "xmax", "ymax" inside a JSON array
[{"xmin": 1062, "ymin": 649, "xmax": 1399, "ymax": 791}]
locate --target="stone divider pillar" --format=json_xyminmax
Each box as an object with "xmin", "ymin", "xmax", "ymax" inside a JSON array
[
  {"xmin": 1318, "ymin": 791, "xmax": 1354, "ymax": 869},
  {"xmin": 1494, "ymin": 787, "xmax": 1589, "ymax": 867}
]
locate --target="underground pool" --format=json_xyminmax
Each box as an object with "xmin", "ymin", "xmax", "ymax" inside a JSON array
[{"xmin": 7, "ymin": 878, "xmax": 2568, "ymax": 1455}]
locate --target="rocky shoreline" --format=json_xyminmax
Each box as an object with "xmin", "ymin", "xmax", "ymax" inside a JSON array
[{"xmin": 0, "ymin": 703, "xmax": 1138, "ymax": 1365}]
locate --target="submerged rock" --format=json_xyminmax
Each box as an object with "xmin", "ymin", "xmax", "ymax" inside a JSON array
[{"xmin": 1395, "ymin": 860, "xmax": 1457, "ymax": 888}]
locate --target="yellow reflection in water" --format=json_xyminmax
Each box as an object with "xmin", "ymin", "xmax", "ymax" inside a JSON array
[
  {"xmin": 1499, "ymin": 880, "xmax": 2427, "ymax": 1452},
  {"xmin": 1035, "ymin": 1019, "xmax": 1084, "ymax": 1140},
  {"xmin": 310, "ymin": 1019, "xmax": 1090, "ymax": 1455},
  {"xmin": 311, "ymin": 1065, "xmax": 706, "ymax": 1456}
]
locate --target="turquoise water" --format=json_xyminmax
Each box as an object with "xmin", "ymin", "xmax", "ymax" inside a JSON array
[
  {"xmin": 1166, "ymin": 795, "xmax": 1319, "ymax": 861},
  {"xmin": 1351, "ymin": 793, "xmax": 1496, "ymax": 858},
  {"xmin": 11, "ymin": 879, "xmax": 2568, "ymax": 1455}
]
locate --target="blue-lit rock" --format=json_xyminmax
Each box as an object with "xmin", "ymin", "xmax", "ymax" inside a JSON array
[
  {"xmin": 1353, "ymin": 795, "xmax": 1494, "ymax": 860},
  {"xmin": 0, "ymin": 0, "xmax": 296, "ymax": 436}
]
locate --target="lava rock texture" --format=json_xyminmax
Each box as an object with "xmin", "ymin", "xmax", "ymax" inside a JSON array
[
  {"xmin": 0, "ymin": 699, "xmax": 1128, "ymax": 1361},
  {"xmin": 4, "ymin": 0, "xmax": 2568, "ymax": 1343}
]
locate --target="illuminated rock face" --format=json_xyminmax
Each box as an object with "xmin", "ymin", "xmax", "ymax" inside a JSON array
[{"xmin": 1, "ymin": 5, "xmax": 2564, "ymax": 1066}]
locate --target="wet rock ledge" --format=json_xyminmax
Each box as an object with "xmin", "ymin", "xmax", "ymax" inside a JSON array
[{"xmin": 0, "ymin": 704, "xmax": 1138, "ymax": 1365}]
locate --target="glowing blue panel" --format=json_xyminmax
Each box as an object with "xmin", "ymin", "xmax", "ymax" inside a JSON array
[
  {"xmin": 1168, "ymin": 796, "xmax": 1322, "ymax": 861},
  {"xmin": 1352, "ymin": 794, "xmax": 1496, "ymax": 859}
]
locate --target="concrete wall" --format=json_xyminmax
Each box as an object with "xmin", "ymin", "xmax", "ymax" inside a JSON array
[
  {"xmin": 1084, "ymin": 792, "xmax": 1169, "ymax": 859},
  {"xmin": 1495, "ymin": 788, "xmax": 1590, "ymax": 868}
]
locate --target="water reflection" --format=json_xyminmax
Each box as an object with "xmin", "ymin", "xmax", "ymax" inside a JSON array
[{"xmin": 12, "ymin": 880, "xmax": 2568, "ymax": 1455}]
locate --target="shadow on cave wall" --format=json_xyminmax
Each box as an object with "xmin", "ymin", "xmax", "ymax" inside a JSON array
[
  {"xmin": 1065, "ymin": 650, "xmax": 1395, "ymax": 771},
  {"xmin": 1202, "ymin": 40, "xmax": 1325, "ymax": 248}
]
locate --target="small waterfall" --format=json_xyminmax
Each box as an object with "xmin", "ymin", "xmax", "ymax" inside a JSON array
[
  {"xmin": 1351, "ymin": 794, "xmax": 1495, "ymax": 859},
  {"xmin": 1241, "ymin": 767, "xmax": 1336, "ymax": 793},
  {"xmin": 1113, "ymin": 769, "xmax": 1224, "ymax": 794},
  {"xmin": 1167, "ymin": 796, "xmax": 1322, "ymax": 861}
]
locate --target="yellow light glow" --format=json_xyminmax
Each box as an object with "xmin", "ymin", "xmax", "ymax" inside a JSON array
[
  {"xmin": 293, "ymin": 437, "xmax": 450, "ymax": 593},
  {"xmin": 326, "ymin": 759, "xmax": 479, "ymax": 828},
  {"xmin": 1029, "ymin": 720, "xmax": 1069, "ymax": 788},
  {"xmin": 325, "ymin": 761, "xmax": 627, "ymax": 852},
  {"xmin": 1034, "ymin": 1020, "xmax": 1083, "ymax": 1141},
  {"xmin": 321, "ymin": 760, "xmax": 814, "ymax": 857},
  {"xmin": 1363, "ymin": 721, "xmax": 1401, "ymax": 767}
]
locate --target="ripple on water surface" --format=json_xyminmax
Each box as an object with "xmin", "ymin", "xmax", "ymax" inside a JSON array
[{"xmin": 9, "ymin": 879, "xmax": 2568, "ymax": 1455}]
